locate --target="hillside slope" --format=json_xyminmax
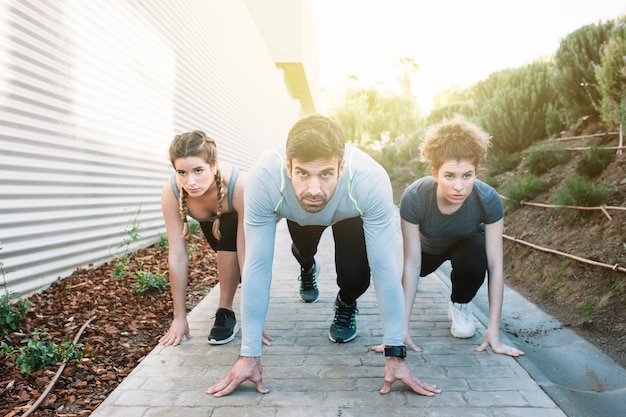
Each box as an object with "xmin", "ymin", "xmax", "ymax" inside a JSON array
[{"xmin": 497, "ymin": 121, "xmax": 625, "ymax": 368}]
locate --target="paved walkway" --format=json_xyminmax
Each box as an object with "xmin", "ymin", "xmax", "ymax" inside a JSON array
[{"xmin": 91, "ymin": 219, "xmax": 567, "ymax": 417}]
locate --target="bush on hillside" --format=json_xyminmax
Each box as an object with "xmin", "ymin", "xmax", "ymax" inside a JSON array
[
  {"xmin": 575, "ymin": 146, "xmax": 616, "ymax": 178},
  {"xmin": 554, "ymin": 176, "xmax": 610, "ymax": 217},
  {"xmin": 500, "ymin": 174, "xmax": 551, "ymax": 212},
  {"xmin": 595, "ymin": 17, "xmax": 626, "ymax": 129},
  {"xmin": 523, "ymin": 142, "xmax": 570, "ymax": 175},
  {"xmin": 472, "ymin": 62, "xmax": 558, "ymax": 153},
  {"xmin": 486, "ymin": 150, "xmax": 522, "ymax": 177},
  {"xmin": 553, "ymin": 21, "xmax": 615, "ymax": 123}
]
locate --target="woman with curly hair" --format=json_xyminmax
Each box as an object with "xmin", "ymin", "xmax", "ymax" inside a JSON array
[{"xmin": 393, "ymin": 117, "xmax": 524, "ymax": 357}]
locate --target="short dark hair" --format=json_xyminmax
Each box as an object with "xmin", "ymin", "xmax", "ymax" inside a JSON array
[{"xmin": 286, "ymin": 114, "xmax": 345, "ymax": 162}]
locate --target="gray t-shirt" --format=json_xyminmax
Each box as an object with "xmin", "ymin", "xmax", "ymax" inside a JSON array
[{"xmin": 400, "ymin": 176, "xmax": 503, "ymax": 255}]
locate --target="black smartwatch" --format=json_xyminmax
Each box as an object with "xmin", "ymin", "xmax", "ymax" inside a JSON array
[{"xmin": 384, "ymin": 345, "xmax": 406, "ymax": 358}]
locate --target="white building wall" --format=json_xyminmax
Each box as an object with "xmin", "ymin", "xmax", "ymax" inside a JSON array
[{"xmin": 0, "ymin": 0, "xmax": 303, "ymax": 296}]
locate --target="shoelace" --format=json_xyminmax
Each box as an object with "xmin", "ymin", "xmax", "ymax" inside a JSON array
[
  {"xmin": 214, "ymin": 311, "xmax": 227, "ymax": 326},
  {"xmin": 299, "ymin": 267, "xmax": 317, "ymax": 291},
  {"xmin": 334, "ymin": 302, "xmax": 357, "ymax": 329},
  {"xmin": 453, "ymin": 304, "xmax": 472, "ymax": 321}
]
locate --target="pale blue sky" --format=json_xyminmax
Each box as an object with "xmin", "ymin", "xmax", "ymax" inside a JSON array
[{"xmin": 312, "ymin": 0, "xmax": 626, "ymax": 110}]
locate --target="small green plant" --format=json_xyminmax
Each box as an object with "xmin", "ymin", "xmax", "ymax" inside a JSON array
[
  {"xmin": 575, "ymin": 146, "xmax": 615, "ymax": 178},
  {"xmin": 186, "ymin": 242, "xmax": 200, "ymax": 261},
  {"xmin": 155, "ymin": 234, "xmax": 169, "ymax": 250},
  {"xmin": 110, "ymin": 208, "xmax": 142, "ymax": 279},
  {"xmin": 0, "ymin": 247, "xmax": 33, "ymax": 335},
  {"xmin": 500, "ymin": 174, "xmax": 551, "ymax": 211},
  {"xmin": 610, "ymin": 275, "xmax": 624, "ymax": 294},
  {"xmin": 1, "ymin": 329, "xmax": 84, "ymax": 374},
  {"xmin": 548, "ymin": 260, "xmax": 571, "ymax": 288},
  {"xmin": 554, "ymin": 176, "xmax": 610, "ymax": 217},
  {"xmin": 580, "ymin": 299, "xmax": 596, "ymax": 317},
  {"xmin": 133, "ymin": 268, "xmax": 169, "ymax": 296},
  {"xmin": 0, "ymin": 291, "xmax": 32, "ymax": 335},
  {"xmin": 188, "ymin": 218, "xmax": 201, "ymax": 237},
  {"xmin": 523, "ymin": 143, "xmax": 570, "ymax": 175},
  {"xmin": 486, "ymin": 150, "xmax": 522, "ymax": 177}
]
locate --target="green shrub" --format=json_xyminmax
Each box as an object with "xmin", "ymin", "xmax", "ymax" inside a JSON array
[
  {"xmin": 575, "ymin": 146, "xmax": 615, "ymax": 178},
  {"xmin": 486, "ymin": 150, "xmax": 522, "ymax": 177},
  {"xmin": 155, "ymin": 234, "xmax": 169, "ymax": 250},
  {"xmin": 133, "ymin": 271, "xmax": 169, "ymax": 295},
  {"xmin": 1, "ymin": 251, "xmax": 33, "ymax": 335},
  {"xmin": 188, "ymin": 218, "xmax": 201, "ymax": 238},
  {"xmin": 0, "ymin": 292, "xmax": 32, "ymax": 335},
  {"xmin": 523, "ymin": 143, "xmax": 570, "ymax": 175},
  {"xmin": 472, "ymin": 62, "xmax": 559, "ymax": 153},
  {"xmin": 596, "ymin": 17, "xmax": 626, "ymax": 129},
  {"xmin": 554, "ymin": 176, "xmax": 610, "ymax": 216},
  {"xmin": 1, "ymin": 329, "xmax": 84, "ymax": 374},
  {"xmin": 553, "ymin": 21, "xmax": 614, "ymax": 122},
  {"xmin": 501, "ymin": 174, "xmax": 550, "ymax": 211}
]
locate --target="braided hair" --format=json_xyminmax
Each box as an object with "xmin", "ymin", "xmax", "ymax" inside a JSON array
[{"xmin": 168, "ymin": 131, "xmax": 224, "ymax": 240}]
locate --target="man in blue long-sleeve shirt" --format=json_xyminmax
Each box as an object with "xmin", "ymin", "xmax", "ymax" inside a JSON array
[{"xmin": 207, "ymin": 114, "xmax": 441, "ymax": 397}]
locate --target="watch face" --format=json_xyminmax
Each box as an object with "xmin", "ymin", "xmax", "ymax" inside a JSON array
[{"xmin": 385, "ymin": 346, "xmax": 406, "ymax": 358}]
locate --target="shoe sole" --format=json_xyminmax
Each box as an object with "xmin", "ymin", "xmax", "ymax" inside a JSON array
[
  {"xmin": 328, "ymin": 330, "xmax": 357, "ymax": 343},
  {"xmin": 208, "ymin": 323, "xmax": 240, "ymax": 345},
  {"xmin": 299, "ymin": 294, "xmax": 320, "ymax": 303},
  {"xmin": 450, "ymin": 328, "xmax": 475, "ymax": 338}
]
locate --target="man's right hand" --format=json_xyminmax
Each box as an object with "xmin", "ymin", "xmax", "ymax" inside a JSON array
[{"xmin": 206, "ymin": 356, "xmax": 269, "ymax": 397}]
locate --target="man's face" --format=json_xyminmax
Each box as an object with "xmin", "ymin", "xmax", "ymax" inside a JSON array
[{"xmin": 286, "ymin": 157, "xmax": 345, "ymax": 213}]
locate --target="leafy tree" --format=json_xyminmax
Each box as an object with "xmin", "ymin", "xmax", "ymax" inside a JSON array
[
  {"xmin": 426, "ymin": 86, "xmax": 475, "ymax": 125},
  {"xmin": 329, "ymin": 84, "xmax": 420, "ymax": 148},
  {"xmin": 553, "ymin": 21, "xmax": 615, "ymax": 122},
  {"xmin": 595, "ymin": 17, "xmax": 626, "ymax": 129}
]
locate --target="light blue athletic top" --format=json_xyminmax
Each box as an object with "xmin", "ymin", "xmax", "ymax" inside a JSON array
[{"xmin": 241, "ymin": 145, "xmax": 404, "ymax": 357}]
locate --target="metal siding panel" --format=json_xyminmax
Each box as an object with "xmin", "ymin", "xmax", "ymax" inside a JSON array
[{"xmin": 0, "ymin": 0, "xmax": 301, "ymax": 296}]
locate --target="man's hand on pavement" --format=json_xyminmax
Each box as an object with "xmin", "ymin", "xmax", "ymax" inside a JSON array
[
  {"xmin": 379, "ymin": 357, "xmax": 442, "ymax": 396},
  {"xmin": 206, "ymin": 356, "xmax": 269, "ymax": 397}
]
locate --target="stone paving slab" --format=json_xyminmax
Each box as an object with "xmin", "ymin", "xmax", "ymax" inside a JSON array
[{"xmin": 91, "ymin": 219, "xmax": 565, "ymax": 417}]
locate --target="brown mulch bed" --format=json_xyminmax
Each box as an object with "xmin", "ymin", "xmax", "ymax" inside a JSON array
[{"xmin": 0, "ymin": 233, "xmax": 217, "ymax": 417}]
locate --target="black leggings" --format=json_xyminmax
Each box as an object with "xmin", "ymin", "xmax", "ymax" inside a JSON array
[
  {"xmin": 419, "ymin": 232, "xmax": 488, "ymax": 304},
  {"xmin": 287, "ymin": 217, "xmax": 370, "ymax": 304},
  {"xmin": 199, "ymin": 212, "xmax": 238, "ymax": 252}
]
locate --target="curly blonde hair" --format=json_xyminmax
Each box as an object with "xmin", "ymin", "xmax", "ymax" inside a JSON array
[
  {"xmin": 168, "ymin": 131, "xmax": 224, "ymax": 240},
  {"xmin": 420, "ymin": 116, "xmax": 491, "ymax": 170}
]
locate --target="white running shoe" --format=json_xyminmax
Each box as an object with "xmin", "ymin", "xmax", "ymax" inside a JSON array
[{"xmin": 448, "ymin": 301, "xmax": 476, "ymax": 338}]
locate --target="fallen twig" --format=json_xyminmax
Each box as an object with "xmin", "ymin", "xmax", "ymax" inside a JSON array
[
  {"xmin": 517, "ymin": 201, "xmax": 626, "ymax": 221},
  {"xmin": 21, "ymin": 316, "xmax": 97, "ymax": 417},
  {"xmin": 555, "ymin": 131, "xmax": 618, "ymax": 141},
  {"xmin": 503, "ymin": 234, "xmax": 626, "ymax": 274}
]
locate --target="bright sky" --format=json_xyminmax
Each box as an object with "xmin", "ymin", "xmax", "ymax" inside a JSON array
[{"xmin": 311, "ymin": 0, "xmax": 626, "ymax": 111}]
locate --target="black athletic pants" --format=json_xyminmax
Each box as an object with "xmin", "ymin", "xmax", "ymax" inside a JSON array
[
  {"xmin": 287, "ymin": 217, "xmax": 370, "ymax": 305},
  {"xmin": 419, "ymin": 231, "xmax": 488, "ymax": 304}
]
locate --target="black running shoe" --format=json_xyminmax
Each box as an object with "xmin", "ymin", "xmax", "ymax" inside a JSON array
[
  {"xmin": 298, "ymin": 260, "xmax": 320, "ymax": 303},
  {"xmin": 328, "ymin": 295, "xmax": 358, "ymax": 343},
  {"xmin": 208, "ymin": 308, "xmax": 239, "ymax": 345}
]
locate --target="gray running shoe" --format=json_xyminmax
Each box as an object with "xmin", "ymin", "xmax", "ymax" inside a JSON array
[{"xmin": 328, "ymin": 295, "xmax": 358, "ymax": 343}]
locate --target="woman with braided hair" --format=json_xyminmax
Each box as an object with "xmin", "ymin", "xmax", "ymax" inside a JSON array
[{"xmin": 158, "ymin": 130, "xmax": 246, "ymax": 346}]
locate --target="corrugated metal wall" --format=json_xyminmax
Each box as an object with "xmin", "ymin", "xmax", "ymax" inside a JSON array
[{"xmin": 0, "ymin": 0, "xmax": 302, "ymax": 297}]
